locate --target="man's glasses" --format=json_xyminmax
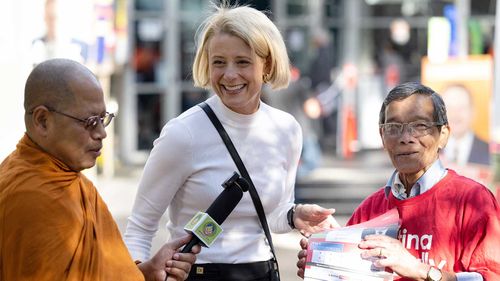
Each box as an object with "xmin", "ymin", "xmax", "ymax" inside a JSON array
[
  {"xmin": 380, "ymin": 121, "xmax": 442, "ymax": 138},
  {"xmin": 47, "ymin": 107, "xmax": 115, "ymax": 130}
]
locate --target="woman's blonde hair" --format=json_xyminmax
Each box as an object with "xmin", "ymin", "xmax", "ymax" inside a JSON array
[{"xmin": 192, "ymin": 1, "xmax": 291, "ymax": 90}]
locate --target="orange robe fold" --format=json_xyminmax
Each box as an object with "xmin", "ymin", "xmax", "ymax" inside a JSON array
[{"xmin": 0, "ymin": 134, "xmax": 144, "ymax": 281}]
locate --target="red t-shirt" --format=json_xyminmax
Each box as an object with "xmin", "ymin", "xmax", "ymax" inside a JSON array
[{"xmin": 348, "ymin": 169, "xmax": 500, "ymax": 280}]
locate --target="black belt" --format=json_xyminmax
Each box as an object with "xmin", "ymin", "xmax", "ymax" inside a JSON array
[{"xmin": 187, "ymin": 260, "xmax": 273, "ymax": 281}]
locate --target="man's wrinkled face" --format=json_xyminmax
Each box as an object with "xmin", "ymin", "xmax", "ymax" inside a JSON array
[
  {"xmin": 45, "ymin": 78, "xmax": 107, "ymax": 172},
  {"xmin": 380, "ymin": 94, "xmax": 449, "ymax": 179}
]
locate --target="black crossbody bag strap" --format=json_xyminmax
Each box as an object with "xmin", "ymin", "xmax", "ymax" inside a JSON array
[{"xmin": 199, "ymin": 102, "xmax": 280, "ymax": 278}]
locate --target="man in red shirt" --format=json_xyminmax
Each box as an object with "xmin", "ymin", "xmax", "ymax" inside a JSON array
[{"xmin": 296, "ymin": 82, "xmax": 500, "ymax": 280}]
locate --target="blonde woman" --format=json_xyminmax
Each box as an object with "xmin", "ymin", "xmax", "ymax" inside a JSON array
[{"xmin": 125, "ymin": 2, "xmax": 339, "ymax": 280}]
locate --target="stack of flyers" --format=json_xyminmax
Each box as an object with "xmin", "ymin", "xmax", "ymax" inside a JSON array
[{"xmin": 304, "ymin": 208, "xmax": 400, "ymax": 281}]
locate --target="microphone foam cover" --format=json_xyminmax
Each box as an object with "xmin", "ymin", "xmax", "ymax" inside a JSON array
[{"xmin": 205, "ymin": 183, "xmax": 244, "ymax": 225}]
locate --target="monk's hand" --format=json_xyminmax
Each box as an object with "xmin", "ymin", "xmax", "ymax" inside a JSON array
[
  {"xmin": 296, "ymin": 238, "xmax": 309, "ymax": 279},
  {"xmin": 294, "ymin": 204, "xmax": 341, "ymax": 237},
  {"xmin": 139, "ymin": 235, "xmax": 200, "ymax": 281},
  {"xmin": 359, "ymin": 234, "xmax": 427, "ymax": 280}
]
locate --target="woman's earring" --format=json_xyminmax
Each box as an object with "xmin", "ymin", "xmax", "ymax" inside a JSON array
[{"xmin": 263, "ymin": 73, "xmax": 270, "ymax": 83}]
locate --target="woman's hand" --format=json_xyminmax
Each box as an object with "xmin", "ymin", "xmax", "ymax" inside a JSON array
[{"xmin": 294, "ymin": 204, "xmax": 341, "ymax": 237}]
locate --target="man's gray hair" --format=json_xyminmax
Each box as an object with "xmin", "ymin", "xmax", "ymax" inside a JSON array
[{"xmin": 379, "ymin": 81, "xmax": 448, "ymax": 127}]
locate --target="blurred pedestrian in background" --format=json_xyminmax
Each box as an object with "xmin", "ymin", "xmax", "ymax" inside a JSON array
[
  {"xmin": 308, "ymin": 28, "xmax": 335, "ymax": 95},
  {"xmin": 31, "ymin": 0, "xmax": 88, "ymax": 65},
  {"xmin": 124, "ymin": 2, "xmax": 339, "ymax": 280},
  {"xmin": 307, "ymin": 28, "xmax": 337, "ymax": 151}
]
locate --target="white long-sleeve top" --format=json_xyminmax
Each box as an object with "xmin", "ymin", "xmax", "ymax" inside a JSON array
[{"xmin": 124, "ymin": 95, "xmax": 302, "ymax": 263}]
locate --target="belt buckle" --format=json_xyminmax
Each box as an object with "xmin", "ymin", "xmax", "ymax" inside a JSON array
[{"xmin": 195, "ymin": 266, "xmax": 204, "ymax": 275}]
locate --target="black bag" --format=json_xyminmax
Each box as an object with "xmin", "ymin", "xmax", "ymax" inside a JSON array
[
  {"xmin": 200, "ymin": 102, "xmax": 281, "ymax": 281},
  {"xmin": 186, "ymin": 260, "xmax": 277, "ymax": 281},
  {"xmin": 269, "ymin": 259, "xmax": 280, "ymax": 281}
]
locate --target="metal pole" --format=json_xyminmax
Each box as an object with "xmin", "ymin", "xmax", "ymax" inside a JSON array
[
  {"xmin": 455, "ymin": 0, "xmax": 470, "ymax": 57},
  {"xmin": 272, "ymin": 0, "xmax": 286, "ymax": 31},
  {"xmin": 309, "ymin": 0, "xmax": 324, "ymax": 31},
  {"xmin": 337, "ymin": 0, "xmax": 361, "ymax": 158},
  {"xmin": 165, "ymin": 0, "xmax": 180, "ymax": 121},
  {"xmin": 121, "ymin": 0, "xmax": 137, "ymax": 165},
  {"xmin": 491, "ymin": 0, "xmax": 500, "ymax": 194}
]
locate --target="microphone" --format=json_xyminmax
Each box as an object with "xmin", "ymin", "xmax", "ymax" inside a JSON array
[{"xmin": 181, "ymin": 172, "xmax": 249, "ymax": 253}]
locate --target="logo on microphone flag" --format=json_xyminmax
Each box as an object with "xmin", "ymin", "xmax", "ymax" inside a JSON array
[{"xmin": 184, "ymin": 212, "xmax": 223, "ymax": 247}]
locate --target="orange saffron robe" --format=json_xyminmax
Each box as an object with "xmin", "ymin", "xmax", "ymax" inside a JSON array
[{"xmin": 0, "ymin": 134, "xmax": 144, "ymax": 281}]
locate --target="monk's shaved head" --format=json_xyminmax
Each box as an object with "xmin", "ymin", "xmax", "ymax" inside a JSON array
[
  {"xmin": 23, "ymin": 58, "xmax": 106, "ymax": 171},
  {"xmin": 24, "ymin": 58, "xmax": 98, "ymax": 112}
]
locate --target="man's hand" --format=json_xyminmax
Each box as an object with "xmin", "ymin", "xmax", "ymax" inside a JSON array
[
  {"xmin": 359, "ymin": 234, "xmax": 429, "ymax": 280},
  {"xmin": 138, "ymin": 235, "xmax": 201, "ymax": 281},
  {"xmin": 296, "ymin": 238, "xmax": 309, "ymax": 279},
  {"xmin": 294, "ymin": 204, "xmax": 341, "ymax": 237}
]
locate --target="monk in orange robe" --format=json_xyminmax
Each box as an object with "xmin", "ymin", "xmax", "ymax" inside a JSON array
[{"xmin": 0, "ymin": 58, "xmax": 199, "ymax": 281}]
